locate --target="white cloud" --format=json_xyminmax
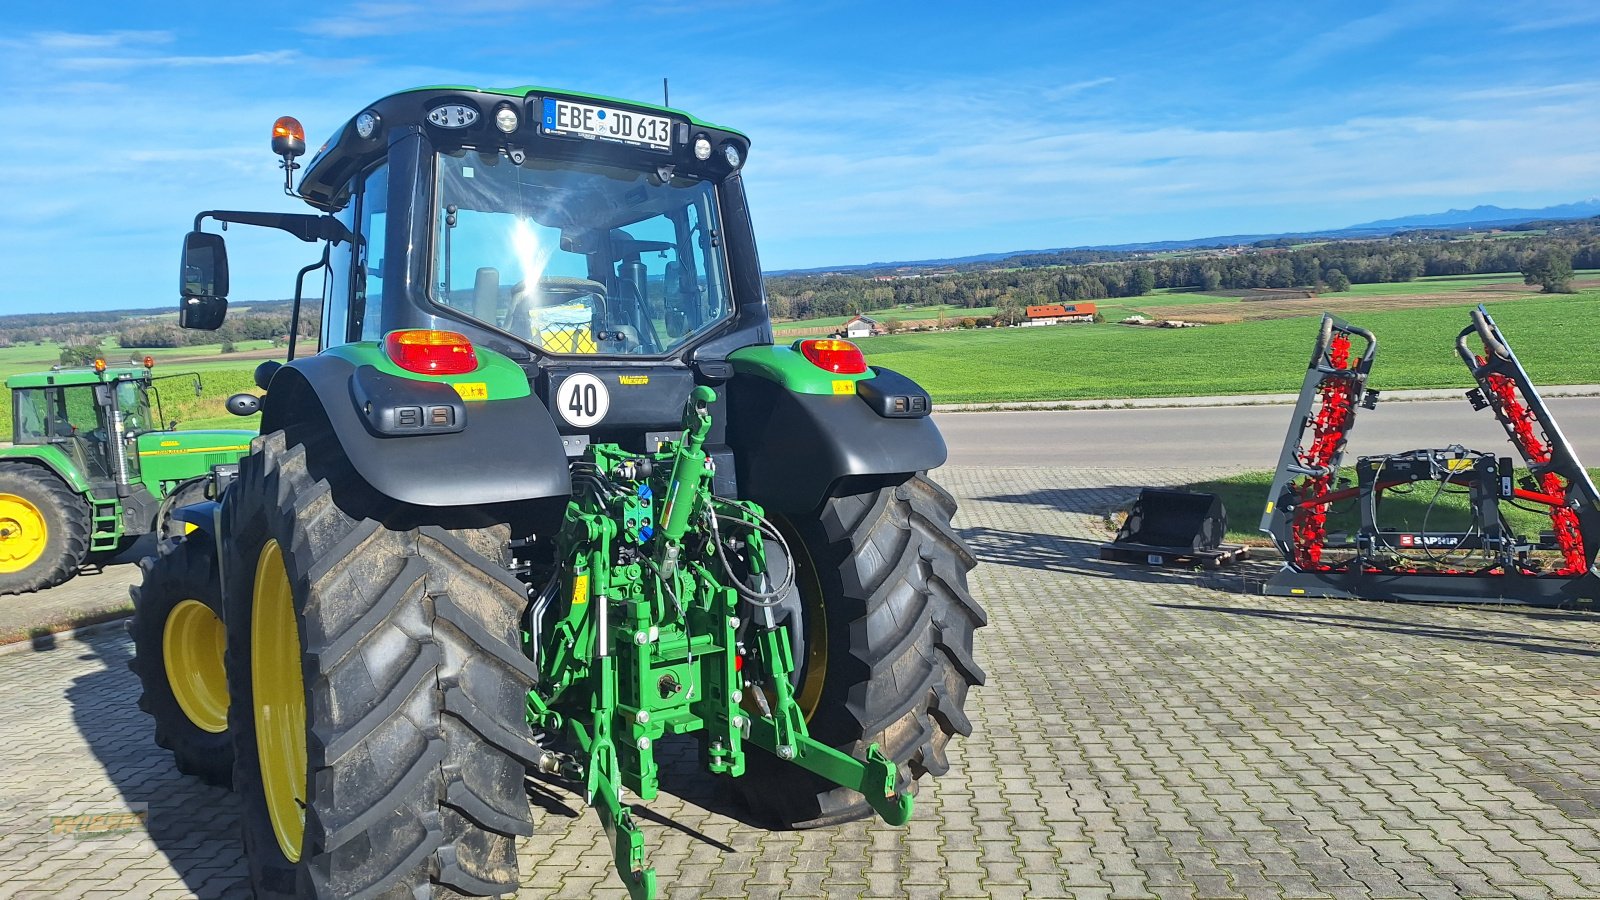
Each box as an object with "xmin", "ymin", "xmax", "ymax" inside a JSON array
[{"xmin": 59, "ymin": 50, "xmax": 302, "ymax": 70}]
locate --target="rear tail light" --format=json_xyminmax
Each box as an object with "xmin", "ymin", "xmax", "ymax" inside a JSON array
[
  {"xmin": 384, "ymin": 330, "xmax": 478, "ymax": 375},
  {"xmin": 797, "ymin": 339, "xmax": 867, "ymax": 375}
]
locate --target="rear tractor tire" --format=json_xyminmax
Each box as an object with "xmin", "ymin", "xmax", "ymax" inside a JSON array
[
  {"xmin": 0, "ymin": 463, "xmax": 90, "ymax": 596},
  {"xmin": 222, "ymin": 431, "xmax": 541, "ymax": 899},
  {"xmin": 129, "ymin": 534, "xmax": 233, "ymax": 786},
  {"xmin": 736, "ymin": 473, "xmax": 986, "ymax": 828}
]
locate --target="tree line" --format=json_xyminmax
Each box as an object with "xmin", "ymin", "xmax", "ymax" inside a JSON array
[
  {"xmin": 0, "ymin": 301, "xmax": 319, "ymax": 352},
  {"xmin": 764, "ymin": 221, "xmax": 1600, "ymax": 322}
]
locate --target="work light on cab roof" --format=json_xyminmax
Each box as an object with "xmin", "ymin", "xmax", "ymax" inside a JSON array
[{"xmin": 271, "ymin": 116, "xmax": 306, "ymax": 195}]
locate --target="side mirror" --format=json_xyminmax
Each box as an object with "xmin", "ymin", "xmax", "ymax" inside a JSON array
[
  {"xmin": 225, "ymin": 393, "xmax": 262, "ymax": 417},
  {"xmin": 180, "ymin": 231, "xmax": 230, "ymax": 330}
]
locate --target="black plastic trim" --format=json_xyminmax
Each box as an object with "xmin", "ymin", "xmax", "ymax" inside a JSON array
[
  {"xmin": 261, "ymin": 355, "xmax": 570, "ymax": 508},
  {"xmin": 856, "ymin": 366, "xmax": 932, "ymax": 418},
  {"xmin": 349, "ymin": 365, "xmax": 466, "ymax": 436},
  {"xmin": 725, "ymin": 373, "xmax": 946, "ymax": 513}
]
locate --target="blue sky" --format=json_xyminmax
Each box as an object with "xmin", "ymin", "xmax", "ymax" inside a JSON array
[{"xmin": 2, "ymin": 1, "xmax": 1599, "ymax": 312}]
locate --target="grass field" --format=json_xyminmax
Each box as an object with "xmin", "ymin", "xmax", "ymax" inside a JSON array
[
  {"xmin": 863, "ymin": 291, "xmax": 1600, "ymax": 404},
  {"xmin": 1179, "ymin": 468, "xmax": 1600, "ymax": 547},
  {"xmin": 4, "ymin": 277, "xmax": 1597, "ymax": 440}
]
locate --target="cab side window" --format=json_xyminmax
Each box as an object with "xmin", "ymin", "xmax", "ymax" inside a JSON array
[
  {"xmin": 353, "ymin": 165, "xmax": 389, "ymax": 342},
  {"xmin": 322, "ymin": 204, "xmax": 356, "ymax": 348},
  {"xmin": 321, "ymin": 163, "xmax": 388, "ymax": 347}
]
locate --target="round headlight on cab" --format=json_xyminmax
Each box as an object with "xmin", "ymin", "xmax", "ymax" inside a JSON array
[
  {"xmin": 355, "ymin": 110, "xmax": 380, "ymax": 140},
  {"xmin": 494, "ymin": 106, "xmax": 519, "ymax": 134},
  {"xmin": 693, "ymin": 134, "xmax": 712, "ymax": 161},
  {"xmin": 722, "ymin": 141, "xmax": 743, "ymax": 169}
]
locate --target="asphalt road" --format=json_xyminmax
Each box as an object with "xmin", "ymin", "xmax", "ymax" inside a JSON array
[{"xmin": 941, "ymin": 396, "xmax": 1600, "ymax": 470}]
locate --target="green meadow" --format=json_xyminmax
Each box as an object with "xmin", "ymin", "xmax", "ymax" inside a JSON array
[{"xmin": 862, "ymin": 291, "xmax": 1599, "ymax": 405}]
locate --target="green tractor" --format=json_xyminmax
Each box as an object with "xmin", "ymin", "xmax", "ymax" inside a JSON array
[
  {"xmin": 0, "ymin": 361, "xmax": 252, "ymax": 594},
  {"xmin": 134, "ymin": 85, "xmax": 984, "ymax": 899}
]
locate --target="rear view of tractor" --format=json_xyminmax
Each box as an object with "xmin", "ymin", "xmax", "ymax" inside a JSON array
[
  {"xmin": 133, "ymin": 86, "xmax": 985, "ymax": 898},
  {"xmin": 0, "ymin": 361, "xmax": 250, "ymax": 595}
]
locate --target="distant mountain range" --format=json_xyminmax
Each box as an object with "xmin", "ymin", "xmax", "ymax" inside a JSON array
[{"xmin": 770, "ymin": 198, "xmax": 1600, "ymax": 276}]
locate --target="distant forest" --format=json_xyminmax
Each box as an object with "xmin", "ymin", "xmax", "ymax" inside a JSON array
[
  {"xmin": 0, "ymin": 301, "xmax": 321, "ymax": 351},
  {"xmin": 764, "ymin": 219, "xmax": 1600, "ymax": 322}
]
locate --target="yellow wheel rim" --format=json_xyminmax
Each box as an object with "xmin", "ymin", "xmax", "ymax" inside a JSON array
[
  {"xmin": 163, "ymin": 599, "xmax": 230, "ymax": 733},
  {"xmin": 0, "ymin": 493, "xmax": 48, "ymax": 575},
  {"xmin": 252, "ymin": 539, "xmax": 306, "ymax": 863},
  {"xmin": 756, "ymin": 516, "xmax": 828, "ymax": 722}
]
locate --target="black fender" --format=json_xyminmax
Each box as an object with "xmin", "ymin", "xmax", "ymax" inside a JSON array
[
  {"xmin": 172, "ymin": 499, "xmax": 222, "ymax": 540},
  {"xmin": 725, "ymin": 368, "xmax": 947, "ymax": 513},
  {"xmin": 260, "ymin": 354, "xmax": 571, "ymax": 509}
]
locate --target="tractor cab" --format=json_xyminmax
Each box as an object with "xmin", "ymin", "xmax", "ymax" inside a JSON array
[
  {"xmin": 178, "ymin": 86, "xmax": 765, "ymax": 449},
  {"xmin": 8, "ymin": 364, "xmax": 153, "ymax": 488}
]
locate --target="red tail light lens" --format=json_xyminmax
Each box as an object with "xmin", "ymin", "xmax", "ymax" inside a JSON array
[
  {"xmin": 797, "ymin": 339, "xmax": 867, "ymax": 375},
  {"xmin": 384, "ymin": 330, "xmax": 478, "ymax": 375}
]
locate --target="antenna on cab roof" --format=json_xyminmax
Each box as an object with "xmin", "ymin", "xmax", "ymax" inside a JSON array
[{"xmin": 663, "ymin": 77, "xmax": 669, "ymax": 107}]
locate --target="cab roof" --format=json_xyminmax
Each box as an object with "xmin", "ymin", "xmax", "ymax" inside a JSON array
[
  {"xmin": 7, "ymin": 367, "xmax": 148, "ymax": 389},
  {"xmin": 297, "ymin": 85, "xmax": 749, "ymax": 210}
]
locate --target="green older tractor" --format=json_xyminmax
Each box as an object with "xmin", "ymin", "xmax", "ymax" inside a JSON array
[
  {"xmin": 135, "ymin": 85, "xmax": 984, "ymax": 899},
  {"xmin": 0, "ymin": 361, "xmax": 251, "ymax": 594}
]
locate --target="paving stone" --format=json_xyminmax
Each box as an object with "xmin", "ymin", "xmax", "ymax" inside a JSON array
[{"xmin": 1, "ymin": 466, "xmax": 1598, "ymax": 898}]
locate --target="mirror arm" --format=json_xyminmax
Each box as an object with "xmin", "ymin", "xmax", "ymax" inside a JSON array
[{"xmin": 193, "ymin": 210, "xmax": 353, "ymax": 245}]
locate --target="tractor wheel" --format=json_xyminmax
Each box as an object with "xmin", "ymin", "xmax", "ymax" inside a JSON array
[
  {"xmin": 221, "ymin": 431, "xmax": 539, "ymax": 899},
  {"xmin": 129, "ymin": 534, "xmax": 232, "ymax": 786},
  {"xmin": 0, "ymin": 463, "xmax": 91, "ymax": 596},
  {"xmin": 736, "ymin": 473, "xmax": 986, "ymax": 828}
]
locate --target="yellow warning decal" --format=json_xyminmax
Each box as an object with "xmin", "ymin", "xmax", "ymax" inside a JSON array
[
  {"xmin": 1265, "ymin": 501, "xmax": 1274, "ymax": 514},
  {"xmin": 1290, "ymin": 588, "xmax": 1306, "ymax": 595},
  {"xmin": 832, "ymin": 380, "xmax": 857, "ymax": 395},
  {"xmin": 1444, "ymin": 458, "xmax": 1474, "ymax": 472},
  {"xmin": 619, "ymin": 375, "xmax": 649, "ymax": 385},
  {"xmin": 452, "ymin": 382, "xmax": 488, "ymax": 401},
  {"xmin": 571, "ymin": 574, "xmax": 590, "ymax": 605}
]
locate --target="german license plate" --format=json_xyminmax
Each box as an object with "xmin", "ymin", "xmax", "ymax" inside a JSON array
[{"xmin": 542, "ymin": 98, "xmax": 671, "ymax": 150}]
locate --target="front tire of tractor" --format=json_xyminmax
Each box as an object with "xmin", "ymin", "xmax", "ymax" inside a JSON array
[
  {"xmin": 0, "ymin": 463, "xmax": 91, "ymax": 596},
  {"xmin": 129, "ymin": 534, "xmax": 233, "ymax": 786},
  {"xmin": 221, "ymin": 431, "xmax": 540, "ymax": 899},
  {"xmin": 737, "ymin": 473, "xmax": 986, "ymax": 829}
]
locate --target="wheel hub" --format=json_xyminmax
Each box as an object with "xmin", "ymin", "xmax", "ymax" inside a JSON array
[
  {"xmin": 252, "ymin": 539, "xmax": 306, "ymax": 862},
  {"xmin": 0, "ymin": 493, "xmax": 48, "ymax": 574},
  {"xmin": 163, "ymin": 599, "xmax": 230, "ymax": 733}
]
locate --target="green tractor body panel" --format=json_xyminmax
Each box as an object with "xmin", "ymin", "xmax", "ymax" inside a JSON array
[
  {"xmin": 0, "ymin": 443, "xmax": 96, "ymax": 494},
  {"xmin": 5, "ymin": 365, "xmax": 148, "ymax": 390},
  {"xmin": 728, "ymin": 344, "xmax": 874, "ymax": 395},
  {"xmin": 134, "ymin": 429, "xmax": 255, "ymax": 496}
]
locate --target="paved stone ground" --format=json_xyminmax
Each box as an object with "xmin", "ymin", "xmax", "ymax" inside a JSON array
[
  {"xmin": 0, "ymin": 537, "xmax": 149, "ymax": 645},
  {"xmin": 1, "ymin": 466, "xmax": 1598, "ymax": 899}
]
